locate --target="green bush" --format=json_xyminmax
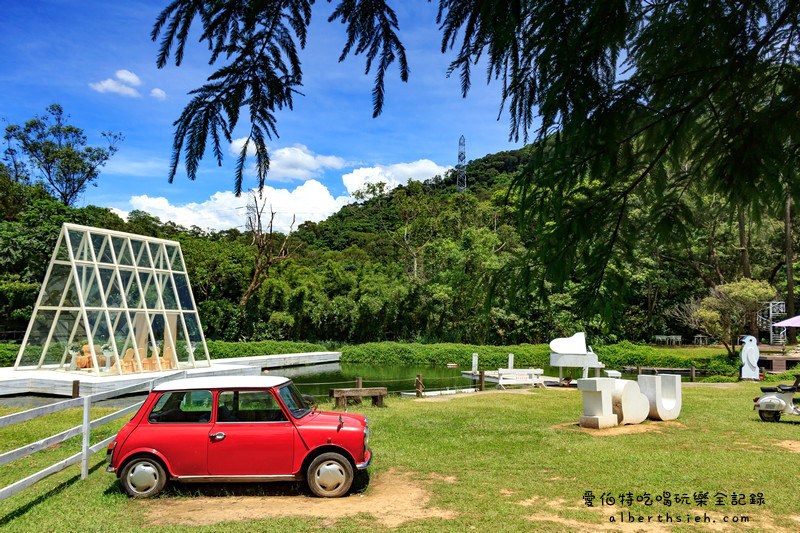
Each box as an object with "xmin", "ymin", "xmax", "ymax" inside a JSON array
[
  {"xmin": 0, "ymin": 343, "xmax": 20, "ymax": 367},
  {"xmin": 341, "ymin": 342, "xmax": 551, "ymax": 368},
  {"xmin": 206, "ymin": 340, "xmax": 326, "ymax": 359},
  {"xmin": 340, "ymin": 340, "xmax": 740, "ymax": 374}
]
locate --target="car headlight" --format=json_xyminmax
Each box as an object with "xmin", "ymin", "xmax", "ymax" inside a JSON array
[{"xmin": 364, "ymin": 418, "xmax": 369, "ymax": 447}]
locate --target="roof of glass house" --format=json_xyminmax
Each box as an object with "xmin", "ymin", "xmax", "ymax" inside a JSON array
[{"xmin": 14, "ymin": 223, "xmax": 211, "ymax": 375}]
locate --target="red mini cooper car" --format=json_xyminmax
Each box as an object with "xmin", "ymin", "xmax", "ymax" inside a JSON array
[{"xmin": 106, "ymin": 376, "xmax": 371, "ymax": 498}]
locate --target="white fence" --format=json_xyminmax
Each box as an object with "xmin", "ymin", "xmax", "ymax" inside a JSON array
[{"xmin": 0, "ymin": 372, "xmax": 188, "ymax": 502}]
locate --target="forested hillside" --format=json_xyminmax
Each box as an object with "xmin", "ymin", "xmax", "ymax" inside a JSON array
[{"xmin": 1, "ymin": 145, "xmax": 796, "ymax": 347}]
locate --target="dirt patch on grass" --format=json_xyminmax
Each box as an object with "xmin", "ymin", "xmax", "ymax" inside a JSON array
[
  {"xmin": 143, "ymin": 470, "xmax": 456, "ymax": 528},
  {"xmin": 774, "ymin": 440, "xmax": 800, "ymax": 453},
  {"xmin": 550, "ymin": 421, "xmax": 686, "ymax": 437},
  {"xmin": 428, "ymin": 472, "xmax": 457, "ymax": 483}
]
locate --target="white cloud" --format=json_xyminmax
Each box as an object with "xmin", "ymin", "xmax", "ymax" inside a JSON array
[
  {"xmin": 89, "ymin": 78, "xmax": 141, "ymax": 97},
  {"xmin": 150, "ymin": 88, "xmax": 166, "ymax": 101},
  {"xmin": 102, "ymin": 156, "xmax": 169, "ymax": 177},
  {"xmin": 228, "ymin": 141, "xmax": 346, "ymax": 182},
  {"xmin": 115, "ymin": 69, "xmax": 141, "ymax": 86},
  {"xmin": 341, "ymin": 159, "xmax": 450, "ymax": 196},
  {"xmin": 117, "ymin": 180, "xmax": 350, "ymax": 233}
]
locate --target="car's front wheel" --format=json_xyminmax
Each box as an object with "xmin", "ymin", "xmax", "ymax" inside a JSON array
[
  {"xmin": 306, "ymin": 452, "xmax": 354, "ymax": 498},
  {"xmin": 120, "ymin": 456, "xmax": 168, "ymax": 498}
]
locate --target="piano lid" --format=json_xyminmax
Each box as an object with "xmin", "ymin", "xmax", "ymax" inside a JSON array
[{"xmin": 549, "ymin": 332, "xmax": 588, "ymax": 354}]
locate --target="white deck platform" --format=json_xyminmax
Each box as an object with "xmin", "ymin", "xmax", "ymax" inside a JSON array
[{"xmin": 0, "ymin": 352, "xmax": 340, "ymax": 397}]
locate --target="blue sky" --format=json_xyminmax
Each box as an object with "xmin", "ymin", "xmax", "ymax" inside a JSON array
[{"xmin": 1, "ymin": 1, "xmax": 524, "ymax": 231}]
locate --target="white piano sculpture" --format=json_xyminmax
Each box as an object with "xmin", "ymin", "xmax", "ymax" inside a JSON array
[{"xmin": 549, "ymin": 332, "xmax": 605, "ymax": 379}]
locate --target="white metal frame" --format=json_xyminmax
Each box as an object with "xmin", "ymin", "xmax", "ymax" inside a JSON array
[{"xmin": 14, "ymin": 223, "xmax": 211, "ymax": 375}]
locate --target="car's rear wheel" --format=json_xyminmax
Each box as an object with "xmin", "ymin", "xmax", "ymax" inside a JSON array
[
  {"xmin": 758, "ymin": 410, "xmax": 781, "ymax": 422},
  {"xmin": 306, "ymin": 452, "xmax": 353, "ymax": 498},
  {"xmin": 120, "ymin": 456, "xmax": 168, "ymax": 498}
]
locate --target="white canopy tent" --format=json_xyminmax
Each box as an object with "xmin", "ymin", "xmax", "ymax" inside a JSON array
[{"xmin": 14, "ymin": 223, "xmax": 211, "ymax": 375}]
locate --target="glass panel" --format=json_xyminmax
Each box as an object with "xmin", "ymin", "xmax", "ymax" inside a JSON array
[
  {"xmin": 114, "ymin": 237, "xmax": 133, "ymax": 266},
  {"xmin": 136, "ymin": 240, "xmax": 152, "ymax": 268},
  {"xmin": 61, "ymin": 270, "xmax": 82, "ymax": 308},
  {"xmin": 41, "ymin": 264, "xmax": 72, "ymax": 306},
  {"xmin": 122, "ymin": 270, "xmax": 142, "ymax": 309},
  {"xmin": 91, "ymin": 233, "xmax": 114, "ymax": 264},
  {"xmin": 68, "ymin": 230, "xmax": 88, "ymax": 261},
  {"xmin": 98, "ymin": 267, "xmax": 123, "ymax": 308},
  {"xmin": 55, "ymin": 235, "xmax": 70, "ymax": 261},
  {"xmin": 166, "ymin": 245, "xmax": 183, "ymax": 272},
  {"xmin": 149, "ymin": 242, "xmax": 165, "ymax": 270},
  {"xmin": 79, "ymin": 265, "xmax": 103, "ymax": 307},
  {"xmin": 183, "ymin": 313, "xmax": 208, "ymax": 366},
  {"xmin": 148, "ymin": 390, "xmax": 213, "ymax": 423},
  {"xmin": 172, "ymin": 273, "xmax": 194, "ymax": 310},
  {"xmin": 173, "ymin": 316, "xmax": 192, "ymax": 366},
  {"xmin": 86, "ymin": 311, "xmax": 113, "ymax": 370},
  {"xmin": 49, "ymin": 310, "xmax": 87, "ymax": 368},
  {"xmin": 217, "ymin": 390, "xmax": 286, "ymax": 422},
  {"xmin": 16, "ymin": 311, "xmax": 56, "ymax": 366},
  {"xmin": 160, "ymin": 274, "xmax": 179, "ymax": 310},
  {"xmin": 138, "ymin": 271, "xmax": 160, "ymax": 309},
  {"xmin": 183, "ymin": 313, "xmax": 203, "ymax": 343}
]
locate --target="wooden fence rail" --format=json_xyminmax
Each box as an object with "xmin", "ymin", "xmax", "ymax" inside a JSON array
[{"xmin": 0, "ymin": 374, "xmax": 183, "ymax": 503}]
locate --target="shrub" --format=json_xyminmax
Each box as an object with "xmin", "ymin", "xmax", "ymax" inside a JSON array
[
  {"xmin": 341, "ymin": 342, "xmax": 551, "ymax": 368},
  {"xmin": 0, "ymin": 343, "xmax": 19, "ymax": 367},
  {"xmin": 205, "ymin": 340, "xmax": 326, "ymax": 359},
  {"xmin": 341, "ymin": 340, "xmax": 738, "ymax": 373}
]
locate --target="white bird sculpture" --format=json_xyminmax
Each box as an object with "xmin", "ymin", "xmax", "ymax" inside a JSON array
[{"xmin": 740, "ymin": 335, "xmax": 760, "ymax": 380}]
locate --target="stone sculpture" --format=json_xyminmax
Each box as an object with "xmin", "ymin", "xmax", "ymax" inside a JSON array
[
  {"xmin": 578, "ymin": 374, "xmax": 682, "ymax": 428},
  {"xmin": 577, "ymin": 378, "xmax": 619, "ymax": 429},
  {"xmin": 637, "ymin": 374, "xmax": 682, "ymax": 421},
  {"xmin": 740, "ymin": 335, "xmax": 760, "ymax": 380}
]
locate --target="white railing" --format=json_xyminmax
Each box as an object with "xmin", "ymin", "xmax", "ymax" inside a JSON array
[{"xmin": 0, "ymin": 372, "xmax": 187, "ymax": 502}]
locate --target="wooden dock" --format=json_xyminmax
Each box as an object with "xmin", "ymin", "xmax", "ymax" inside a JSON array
[{"xmin": 0, "ymin": 352, "xmax": 341, "ymax": 397}]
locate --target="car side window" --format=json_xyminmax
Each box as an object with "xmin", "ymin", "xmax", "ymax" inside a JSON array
[
  {"xmin": 148, "ymin": 390, "xmax": 213, "ymax": 423},
  {"xmin": 217, "ymin": 390, "xmax": 287, "ymax": 422}
]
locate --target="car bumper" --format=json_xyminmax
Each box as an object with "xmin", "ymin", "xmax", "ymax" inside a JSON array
[{"xmin": 356, "ymin": 448, "xmax": 372, "ymax": 470}]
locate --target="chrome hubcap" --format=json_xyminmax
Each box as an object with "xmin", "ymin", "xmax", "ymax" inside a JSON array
[
  {"xmin": 316, "ymin": 461, "xmax": 345, "ymax": 491},
  {"xmin": 128, "ymin": 463, "xmax": 158, "ymax": 493}
]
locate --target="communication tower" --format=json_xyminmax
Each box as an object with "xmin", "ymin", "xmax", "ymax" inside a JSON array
[{"xmin": 456, "ymin": 135, "xmax": 466, "ymax": 193}]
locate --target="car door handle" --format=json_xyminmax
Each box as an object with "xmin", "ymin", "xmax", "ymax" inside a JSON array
[{"xmin": 210, "ymin": 432, "xmax": 226, "ymax": 441}]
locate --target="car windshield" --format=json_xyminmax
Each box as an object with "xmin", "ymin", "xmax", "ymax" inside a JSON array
[{"xmin": 278, "ymin": 382, "xmax": 311, "ymax": 418}]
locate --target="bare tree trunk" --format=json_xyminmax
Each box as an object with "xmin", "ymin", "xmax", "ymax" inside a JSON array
[
  {"xmin": 738, "ymin": 202, "xmax": 758, "ymax": 337},
  {"xmin": 787, "ymin": 197, "xmax": 796, "ymax": 344},
  {"xmin": 738, "ymin": 202, "xmax": 751, "ymax": 278},
  {"xmin": 239, "ymin": 192, "xmax": 295, "ymax": 307}
]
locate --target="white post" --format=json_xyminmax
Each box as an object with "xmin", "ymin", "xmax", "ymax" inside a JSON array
[
  {"xmin": 81, "ymin": 395, "xmax": 91, "ymax": 479},
  {"xmin": 472, "ymin": 353, "xmax": 478, "ymax": 373},
  {"xmin": 508, "ymin": 353, "xmax": 514, "ymax": 369}
]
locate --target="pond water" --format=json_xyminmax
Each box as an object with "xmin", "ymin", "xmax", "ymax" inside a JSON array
[
  {"xmin": 282, "ymin": 363, "xmax": 589, "ymax": 398},
  {"xmin": 288, "ymin": 363, "xmax": 468, "ymax": 398}
]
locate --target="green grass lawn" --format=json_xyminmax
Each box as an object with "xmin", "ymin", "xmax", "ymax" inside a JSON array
[{"xmin": 1, "ymin": 382, "xmax": 799, "ymax": 531}]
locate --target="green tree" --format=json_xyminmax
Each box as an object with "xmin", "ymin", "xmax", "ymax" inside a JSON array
[
  {"xmin": 153, "ymin": 2, "xmax": 800, "ymax": 312},
  {"xmin": 4, "ymin": 104, "xmax": 122, "ymax": 206},
  {"xmin": 673, "ymin": 280, "xmax": 776, "ymax": 356}
]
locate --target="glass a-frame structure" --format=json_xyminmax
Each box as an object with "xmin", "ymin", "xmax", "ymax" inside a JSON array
[{"xmin": 15, "ymin": 223, "xmax": 211, "ymax": 375}]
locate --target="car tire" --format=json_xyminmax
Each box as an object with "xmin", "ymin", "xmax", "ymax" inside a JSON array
[
  {"xmin": 758, "ymin": 410, "xmax": 781, "ymax": 422},
  {"xmin": 120, "ymin": 456, "xmax": 168, "ymax": 498},
  {"xmin": 306, "ymin": 452, "xmax": 354, "ymax": 498}
]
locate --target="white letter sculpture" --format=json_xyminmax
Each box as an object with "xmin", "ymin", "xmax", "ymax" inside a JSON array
[
  {"xmin": 637, "ymin": 374, "xmax": 682, "ymax": 421},
  {"xmin": 612, "ymin": 379, "xmax": 650, "ymax": 425},
  {"xmin": 578, "ymin": 374, "xmax": 682, "ymax": 428},
  {"xmin": 740, "ymin": 335, "xmax": 760, "ymax": 380},
  {"xmin": 577, "ymin": 378, "xmax": 618, "ymax": 429}
]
